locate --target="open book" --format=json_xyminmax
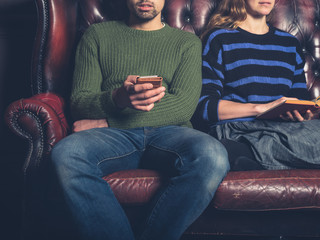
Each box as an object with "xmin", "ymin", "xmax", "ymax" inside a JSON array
[{"xmin": 256, "ymin": 97, "xmax": 320, "ymax": 120}]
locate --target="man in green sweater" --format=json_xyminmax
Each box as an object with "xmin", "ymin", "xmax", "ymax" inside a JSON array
[{"xmin": 51, "ymin": 0, "xmax": 229, "ymax": 239}]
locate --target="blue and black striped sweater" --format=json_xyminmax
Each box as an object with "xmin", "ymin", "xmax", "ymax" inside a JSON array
[{"xmin": 196, "ymin": 26, "xmax": 310, "ymax": 127}]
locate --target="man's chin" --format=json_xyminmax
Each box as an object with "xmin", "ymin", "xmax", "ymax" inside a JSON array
[
  {"xmin": 134, "ymin": 10, "xmax": 158, "ymax": 21},
  {"xmin": 137, "ymin": 15, "xmax": 156, "ymax": 21}
]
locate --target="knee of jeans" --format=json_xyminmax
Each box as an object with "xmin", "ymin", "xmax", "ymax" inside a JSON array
[
  {"xmin": 211, "ymin": 151, "xmax": 230, "ymax": 178},
  {"xmin": 51, "ymin": 141, "xmax": 71, "ymax": 176},
  {"xmin": 205, "ymin": 148, "xmax": 229, "ymax": 178},
  {"xmin": 188, "ymin": 146, "xmax": 229, "ymax": 201},
  {"xmin": 194, "ymin": 137, "xmax": 229, "ymax": 177},
  {"xmin": 202, "ymin": 143, "xmax": 229, "ymax": 195},
  {"xmin": 51, "ymin": 139, "xmax": 71, "ymax": 164},
  {"xmin": 195, "ymin": 137, "xmax": 228, "ymax": 166},
  {"xmin": 50, "ymin": 136, "xmax": 88, "ymax": 178}
]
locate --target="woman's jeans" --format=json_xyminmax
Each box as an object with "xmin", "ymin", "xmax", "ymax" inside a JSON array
[{"xmin": 51, "ymin": 126, "xmax": 229, "ymax": 240}]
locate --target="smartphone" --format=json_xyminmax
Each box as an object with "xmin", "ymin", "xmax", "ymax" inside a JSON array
[{"xmin": 136, "ymin": 76, "xmax": 163, "ymax": 88}]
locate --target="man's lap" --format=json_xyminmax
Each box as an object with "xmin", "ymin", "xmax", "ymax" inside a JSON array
[{"xmin": 51, "ymin": 125, "xmax": 226, "ymax": 175}]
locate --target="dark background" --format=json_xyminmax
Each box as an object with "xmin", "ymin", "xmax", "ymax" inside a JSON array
[{"xmin": 0, "ymin": 0, "xmax": 36, "ymax": 239}]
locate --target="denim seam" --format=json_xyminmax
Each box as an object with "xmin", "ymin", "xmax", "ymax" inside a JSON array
[
  {"xmin": 140, "ymin": 182, "xmax": 175, "ymax": 240},
  {"xmin": 104, "ymin": 176, "xmax": 161, "ymax": 181},
  {"xmin": 97, "ymin": 149, "xmax": 140, "ymax": 165}
]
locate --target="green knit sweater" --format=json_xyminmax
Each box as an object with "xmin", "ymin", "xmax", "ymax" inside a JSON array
[{"xmin": 71, "ymin": 21, "xmax": 202, "ymax": 129}]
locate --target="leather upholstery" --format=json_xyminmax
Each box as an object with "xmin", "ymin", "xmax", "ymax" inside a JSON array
[
  {"xmin": 214, "ymin": 169, "xmax": 320, "ymax": 211},
  {"xmin": 103, "ymin": 169, "xmax": 167, "ymax": 205},
  {"xmin": 30, "ymin": 0, "xmax": 320, "ymax": 98},
  {"xmin": 5, "ymin": 0, "xmax": 320, "ymax": 238}
]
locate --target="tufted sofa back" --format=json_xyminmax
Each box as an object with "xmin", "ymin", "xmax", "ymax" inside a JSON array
[{"xmin": 33, "ymin": 0, "xmax": 320, "ymax": 100}]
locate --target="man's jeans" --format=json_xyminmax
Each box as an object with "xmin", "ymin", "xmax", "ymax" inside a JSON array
[{"xmin": 51, "ymin": 126, "xmax": 229, "ymax": 240}]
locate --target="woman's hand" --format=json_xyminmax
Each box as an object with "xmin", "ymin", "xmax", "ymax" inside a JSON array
[
  {"xmin": 265, "ymin": 97, "xmax": 320, "ymax": 121},
  {"xmin": 257, "ymin": 97, "xmax": 320, "ymax": 121},
  {"xmin": 218, "ymin": 97, "xmax": 296, "ymax": 120},
  {"xmin": 257, "ymin": 97, "xmax": 295, "ymax": 114},
  {"xmin": 217, "ymin": 97, "xmax": 320, "ymax": 121},
  {"xmin": 280, "ymin": 108, "xmax": 320, "ymax": 122}
]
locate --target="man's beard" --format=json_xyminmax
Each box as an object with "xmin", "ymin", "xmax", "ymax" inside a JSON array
[{"xmin": 132, "ymin": 3, "xmax": 159, "ymax": 21}]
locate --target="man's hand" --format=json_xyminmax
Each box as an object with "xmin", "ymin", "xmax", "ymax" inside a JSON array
[
  {"xmin": 112, "ymin": 75, "xmax": 166, "ymax": 111},
  {"xmin": 73, "ymin": 119, "xmax": 109, "ymax": 132}
]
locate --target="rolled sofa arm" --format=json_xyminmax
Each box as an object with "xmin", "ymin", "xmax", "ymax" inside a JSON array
[
  {"xmin": 5, "ymin": 92, "xmax": 69, "ymax": 239},
  {"xmin": 5, "ymin": 92, "xmax": 69, "ymax": 172}
]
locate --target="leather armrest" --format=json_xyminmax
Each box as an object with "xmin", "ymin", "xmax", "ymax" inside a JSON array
[
  {"xmin": 213, "ymin": 169, "xmax": 320, "ymax": 211},
  {"xmin": 5, "ymin": 92, "xmax": 69, "ymax": 171}
]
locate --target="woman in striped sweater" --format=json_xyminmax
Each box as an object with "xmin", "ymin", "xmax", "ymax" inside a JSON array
[{"xmin": 194, "ymin": 0, "xmax": 320, "ymax": 171}]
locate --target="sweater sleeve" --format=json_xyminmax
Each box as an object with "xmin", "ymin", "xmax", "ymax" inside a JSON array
[
  {"xmin": 196, "ymin": 31, "xmax": 225, "ymax": 124},
  {"xmin": 70, "ymin": 27, "xmax": 118, "ymax": 121},
  {"xmin": 155, "ymin": 37, "xmax": 203, "ymax": 125},
  {"xmin": 287, "ymin": 39, "xmax": 310, "ymax": 100}
]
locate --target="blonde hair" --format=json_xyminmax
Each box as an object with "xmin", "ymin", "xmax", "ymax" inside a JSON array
[{"xmin": 201, "ymin": 0, "xmax": 274, "ymax": 38}]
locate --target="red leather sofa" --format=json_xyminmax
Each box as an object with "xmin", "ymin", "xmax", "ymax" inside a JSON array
[{"xmin": 5, "ymin": 0, "xmax": 320, "ymax": 239}]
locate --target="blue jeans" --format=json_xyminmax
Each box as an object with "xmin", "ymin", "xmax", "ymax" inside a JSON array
[{"xmin": 51, "ymin": 126, "xmax": 229, "ymax": 240}]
